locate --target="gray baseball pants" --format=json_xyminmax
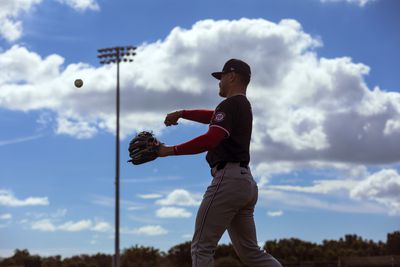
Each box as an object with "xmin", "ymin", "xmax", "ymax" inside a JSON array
[{"xmin": 191, "ymin": 162, "xmax": 282, "ymax": 267}]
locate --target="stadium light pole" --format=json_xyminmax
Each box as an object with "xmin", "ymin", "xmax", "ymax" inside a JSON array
[{"xmin": 97, "ymin": 45, "xmax": 136, "ymax": 267}]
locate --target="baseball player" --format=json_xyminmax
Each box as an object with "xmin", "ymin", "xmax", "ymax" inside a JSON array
[{"xmin": 158, "ymin": 59, "xmax": 282, "ymax": 267}]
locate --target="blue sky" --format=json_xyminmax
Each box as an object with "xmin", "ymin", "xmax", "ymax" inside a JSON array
[{"xmin": 1, "ymin": 0, "xmax": 400, "ymax": 258}]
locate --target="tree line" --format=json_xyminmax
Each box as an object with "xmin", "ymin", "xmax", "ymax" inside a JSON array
[{"xmin": 1, "ymin": 231, "xmax": 399, "ymax": 267}]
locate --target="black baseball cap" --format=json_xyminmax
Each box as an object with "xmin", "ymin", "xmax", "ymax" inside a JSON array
[{"xmin": 211, "ymin": 58, "xmax": 251, "ymax": 80}]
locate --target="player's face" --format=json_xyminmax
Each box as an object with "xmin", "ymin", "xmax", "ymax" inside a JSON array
[{"xmin": 218, "ymin": 72, "xmax": 231, "ymax": 97}]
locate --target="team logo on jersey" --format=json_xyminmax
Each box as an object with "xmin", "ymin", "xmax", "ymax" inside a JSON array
[{"xmin": 214, "ymin": 112, "xmax": 225, "ymax": 122}]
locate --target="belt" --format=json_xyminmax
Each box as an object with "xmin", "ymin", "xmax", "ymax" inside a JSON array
[{"xmin": 214, "ymin": 161, "xmax": 249, "ymax": 171}]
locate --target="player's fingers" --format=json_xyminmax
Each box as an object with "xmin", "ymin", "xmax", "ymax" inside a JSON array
[{"xmin": 165, "ymin": 119, "xmax": 176, "ymax": 126}]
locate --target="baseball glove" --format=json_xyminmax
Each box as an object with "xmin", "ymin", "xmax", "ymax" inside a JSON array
[{"xmin": 128, "ymin": 131, "xmax": 162, "ymax": 165}]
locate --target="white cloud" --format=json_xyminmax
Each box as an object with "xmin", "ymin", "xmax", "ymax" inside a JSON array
[
  {"xmin": 252, "ymin": 161, "xmax": 368, "ymax": 187},
  {"xmin": 0, "ymin": 213, "xmax": 12, "ymax": 220},
  {"xmin": 127, "ymin": 206, "xmax": 145, "ymax": 211},
  {"xmin": 122, "ymin": 225, "xmax": 168, "ymax": 236},
  {"xmin": 1, "ymin": 18, "xmax": 399, "ymax": 167},
  {"xmin": 0, "ymin": 134, "xmax": 44, "ymax": 146},
  {"xmin": 0, "ymin": 189, "xmax": 49, "ymax": 207},
  {"xmin": 384, "ymin": 119, "xmax": 400, "ymax": 136},
  {"xmin": 31, "ymin": 219, "xmax": 57, "ymax": 232},
  {"xmin": 268, "ymin": 179, "xmax": 358, "ymax": 194},
  {"xmin": 30, "ymin": 218, "xmax": 112, "ymax": 232},
  {"xmin": 320, "ymin": 0, "xmax": 377, "ymax": 7},
  {"xmin": 0, "ymin": 0, "xmax": 99, "ymax": 42},
  {"xmin": 258, "ymin": 189, "xmax": 386, "ymax": 214},
  {"xmin": 156, "ymin": 189, "xmax": 201, "ymax": 206},
  {"xmin": 58, "ymin": 220, "xmax": 92, "ymax": 232},
  {"xmin": 155, "ymin": 207, "xmax": 192, "ymax": 218},
  {"xmin": 258, "ymin": 167, "xmax": 400, "ymax": 215},
  {"xmin": 57, "ymin": 0, "xmax": 100, "ymax": 11},
  {"xmin": 137, "ymin": 193, "xmax": 163, "ymax": 199},
  {"xmin": 350, "ymin": 169, "xmax": 400, "ymax": 215},
  {"xmin": 56, "ymin": 116, "xmax": 98, "ymax": 139},
  {"xmin": 0, "ymin": 17, "xmax": 22, "ymax": 42},
  {"xmin": 25, "ymin": 209, "xmax": 67, "ymax": 220},
  {"xmin": 267, "ymin": 210, "xmax": 284, "ymax": 217},
  {"xmin": 1, "ymin": 18, "xmax": 400, "ymax": 218},
  {"xmin": 92, "ymin": 221, "xmax": 112, "ymax": 232},
  {"xmin": 0, "ymin": 0, "xmax": 42, "ymax": 42}
]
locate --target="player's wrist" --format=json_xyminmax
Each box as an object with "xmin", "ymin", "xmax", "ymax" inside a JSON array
[{"xmin": 159, "ymin": 145, "xmax": 175, "ymax": 157}]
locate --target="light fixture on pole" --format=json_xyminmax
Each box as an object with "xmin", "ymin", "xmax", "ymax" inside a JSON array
[{"xmin": 97, "ymin": 45, "xmax": 136, "ymax": 267}]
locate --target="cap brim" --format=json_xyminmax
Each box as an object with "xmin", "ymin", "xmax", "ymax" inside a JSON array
[{"xmin": 211, "ymin": 72, "xmax": 223, "ymax": 80}]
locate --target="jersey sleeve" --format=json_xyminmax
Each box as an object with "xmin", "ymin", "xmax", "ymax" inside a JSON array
[
  {"xmin": 182, "ymin": 109, "xmax": 214, "ymax": 124},
  {"xmin": 209, "ymin": 99, "xmax": 235, "ymax": 137},
  {"xmin": 173, "ymin": 126, "xmax": 226, "ymax": 155}
]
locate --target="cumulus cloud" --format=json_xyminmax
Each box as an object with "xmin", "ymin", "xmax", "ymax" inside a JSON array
[
  {"xmin": 259, "ymin": 188, "xmax": 386, "ymax": 214},
  {"xmin": 155, "ymin": 189, "xmax": 201, "ymax": 206},
  {"xmin": 0, "ymin": 0, "xmax": 99, "ymax": 42},
  {"xmin": 252, "ymin": 161, "xmax": 369, "ymax": 187},
  {"xmin": 1, "ymin": 18, "xmax": 400, "ymax": 214},
  {"xmin": 1, "ymin": 18, "xmax": 399, "ymax": 167},
  {"xmin": 0, "ymin": 189, "xmax": 49, "ymax": 207},
  {"xmin": 320, "ymin": 0, "xmax": 377, "ymax": 7},
  {"xmin": 258, "ymin": 167, "xmax": 400, "ymax": 215},
  {"xmin": 155, "ymin": 207, "xmax": 192, "ymax": 218},
  {"xmin": 30, "ymin": 218, "xmax": 111, "ymax": 232},
  {"xmin": 0, "ymin": 0, "xmax": 42, "ymax": 42},
  {"xmin": 122, "ymin": 225, "xmax": 168, "ymax": 236},
  {"xmin": 31, "ymin": 219, "xmax": 56, "ymax": 232},
  {"xmin": 268, "ymin": 179, "xmax": 358, "ymax": 194},
  {"xmin": 57, "ymin": 0, "xmax": 100, "ymax": 11},
  {"xmin": 58, "ymin": 220, "xmax": 92, "ymax": 232},
  {"xmin": 350, "ymin": 169, "xmax": 400, "ymax": 215}
]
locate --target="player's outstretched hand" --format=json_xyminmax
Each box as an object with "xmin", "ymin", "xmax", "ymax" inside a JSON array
[
  {"xmin": 164, "ymin": 110, "xmax": 183, "ymax": 126},
  {"xmin": 128, "ymin": 131, "xmax": 161, "ymax": 165}
]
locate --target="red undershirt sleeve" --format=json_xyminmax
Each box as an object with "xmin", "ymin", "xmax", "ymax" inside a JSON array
[
  {"xmin": 182, "ymin": 109, "xmax": 214, "ymax": 124},
  {"xmin": 173, "ymin": 126, "xmax": 226, "ymax": 155}
]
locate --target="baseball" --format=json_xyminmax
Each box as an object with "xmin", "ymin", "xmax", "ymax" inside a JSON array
[{"xmin": 74, "ymin": 79, "xmax": 83, "ymax": 88}]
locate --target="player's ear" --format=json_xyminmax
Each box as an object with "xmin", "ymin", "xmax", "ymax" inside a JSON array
[
  {"xmin": 228, "ymin": 72, "xmax": 235, "ymax": 82},
  {"xmin": 231, "ymin": 72, "xmax": 239, "ymax": 83}
]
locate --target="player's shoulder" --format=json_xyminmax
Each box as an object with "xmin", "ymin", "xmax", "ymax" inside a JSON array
[
  {"xmin": 217, "ymin": 95, "xmax": 250, "ymax": 110},
  {"xmin": 221, "ymin": 94, "xmax": 248, "ymax": 104},
  {"xmin": 226, "ymin": 95, "xmax": 250, "ymax": 108}
]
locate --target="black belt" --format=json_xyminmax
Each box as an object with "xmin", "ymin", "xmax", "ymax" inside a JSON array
[{"xmin": 214, "ymin": 161, "xmax": 249, "ymax": 171}]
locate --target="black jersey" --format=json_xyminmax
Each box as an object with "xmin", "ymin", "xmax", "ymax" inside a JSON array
[{"xmin": 206, "ymin": 95, "xmax": 253, "ymax": 168}]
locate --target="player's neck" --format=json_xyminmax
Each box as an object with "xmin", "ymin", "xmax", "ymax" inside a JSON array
[{"xmin": 226, "ymin": 88, "xmax": 246, "ymax": 98}]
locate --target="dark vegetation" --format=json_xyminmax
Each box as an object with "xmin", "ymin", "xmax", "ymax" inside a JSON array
[{"xmin": 1, "ymin": 231, "xmax": 399, "ymax": 267}]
